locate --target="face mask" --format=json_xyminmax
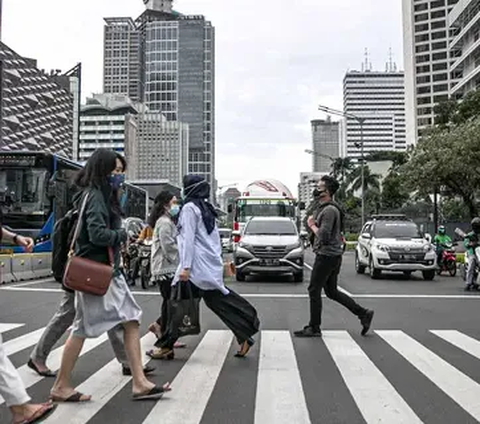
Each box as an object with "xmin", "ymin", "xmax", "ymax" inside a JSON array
[
  {"xmin": 313, "ymin": 188, "xmax": 320, "ymax": 198},
  {"xmin": 109, "ymin": 173, "xmax": 125, "ymax": 191},
  {"xmin": 169, "ymin": 205, "xmax": 180, "ymax": 217}
]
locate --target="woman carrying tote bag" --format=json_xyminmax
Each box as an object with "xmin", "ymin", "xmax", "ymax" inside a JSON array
[{"xmin": 50, "ymin": 149, "xmax": 171, "ymax": 403}]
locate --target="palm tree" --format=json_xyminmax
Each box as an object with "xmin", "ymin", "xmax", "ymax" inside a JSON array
[
  {"xmin": 349, "ymin": 165, "xmax": 381, "ymax": 194},
  {"xmin": 331, "ymin": 157, "xmax": 354, "ymax": 185}
]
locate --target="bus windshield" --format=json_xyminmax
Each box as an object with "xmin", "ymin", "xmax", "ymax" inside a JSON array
[
  {"xmin": 0, "ymin": 168, "xmax": 49, "ymax": 215},
  {"xmin": 236, "ymin": 200, "xmax": 296, "ymax": 222}
]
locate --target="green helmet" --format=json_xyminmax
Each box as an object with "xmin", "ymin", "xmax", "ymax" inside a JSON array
[{"xmin": 438, "ymin": 225, "xmax": 445, "ymax": 235}]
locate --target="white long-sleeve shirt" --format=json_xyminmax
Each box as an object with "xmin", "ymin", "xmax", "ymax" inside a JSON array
[{"xmin": 173, "ymin": 203, "xmax": 229, "ymax": 295}]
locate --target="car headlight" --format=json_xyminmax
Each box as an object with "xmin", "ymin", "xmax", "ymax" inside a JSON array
[
  {"xmin": 374, "ymin": 243, "xmax": 389, "ymax": 252},
  {"xmin": 286, "ymin": 241, "xmax": 302, "ymax": 251},
  {"xmin": 238, "ymin": 242, "xmax": 253, "ymax": 251},
  {"xmin": 424, "ymin": 244, "xmax": 434, "ymax": 252}
]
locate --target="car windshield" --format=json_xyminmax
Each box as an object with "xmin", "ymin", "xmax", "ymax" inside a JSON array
[
  {"xmin": 374, "ymin": 222, "xmax": 422, "ymax": 239},
  {"xmin": 245, "ymin": 220, "xmax": 297, "ymax": 235}
]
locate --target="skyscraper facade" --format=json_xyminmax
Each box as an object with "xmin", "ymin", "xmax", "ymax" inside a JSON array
[
  {"xmin": 0, "ymin": 42, "xmax": 74, "ymax": 155},
  {"xmin": 103, "ymin": 0, "xmax": 215, "ymax": 185},
  {"xmin": 403, "ymin": 0, "xmax": 459, "ymax": 144},
  {"xmin": 343, "ymin": 70, "xmax": 406, "ymax": 161},
  {"xmin": 311, "ymin": 118, "xmax": 339, "ymax": 173}
]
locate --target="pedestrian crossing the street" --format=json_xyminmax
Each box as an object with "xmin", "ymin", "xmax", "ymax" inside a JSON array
[{"xmin": 2, "ymin": 324, "xmax": 480, "ymax": 423}]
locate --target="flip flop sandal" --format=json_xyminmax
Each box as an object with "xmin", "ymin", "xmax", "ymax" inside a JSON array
[
  {"xmin": 13, "ymin": 402, "xmax": 57, "ymax": 424},
  {"xmin": 27, "ymin": 359, "xmax": 57, "ymax": 378},
  {"xmin": 132, "ymin": 384, "xmax": 171, "ymax": 401},
  {"xmin": 49, "ymin": 391, "xmax": 91, "ymax": 403},
  {"xmin": 235, "ymin": 338, "xmax": 255, "ymax": 358},
  {"xmin": 146, "ymin": 349, "xmax": 174, "ymax": 360}
]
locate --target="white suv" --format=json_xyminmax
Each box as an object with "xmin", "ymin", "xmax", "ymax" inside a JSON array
[{"xmin": 355, "ymin": 215, "xmax": 436, "ymax": 280}]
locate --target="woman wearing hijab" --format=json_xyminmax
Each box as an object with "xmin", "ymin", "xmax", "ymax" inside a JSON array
[{"xmin": 148, "ymin": 175, "xmax": 260, "ymax": 360}]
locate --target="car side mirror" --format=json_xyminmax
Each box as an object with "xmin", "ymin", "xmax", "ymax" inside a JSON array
[
  {"xmin": 300, "ymin": 231, "xmax": 308, "ymax": 239},
  {"xmin": 424, "ymin": 233, "xmax": 432, "ymax": 243},
  {"xmin": 361, "ymin": 233, "xmax": 371, "ymax": 240},
  {"xmin": 227, "ymin": 204, "xmax": 233, "ymax": 214}
]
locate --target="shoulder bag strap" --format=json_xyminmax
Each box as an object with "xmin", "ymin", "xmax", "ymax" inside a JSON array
[{"xmin": 68, "ymin": 192, "xmax": 90, "ymax": 257}]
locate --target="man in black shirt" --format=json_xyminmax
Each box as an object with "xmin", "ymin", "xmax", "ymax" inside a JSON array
[{"xmin": 294, "ymin": 175, "xmax": 374, "ymax": 338}]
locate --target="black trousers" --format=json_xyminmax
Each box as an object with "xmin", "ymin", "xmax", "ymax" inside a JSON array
[
  {"xmin": 156, "ymin": 286, "xmax": 260, "ymax": 349},
  {"xmin": 155, "ymin": 278, "xmax": 173, "ymax": 331},
  {"xmin": 309, "ymin": 254, "xmax": 366, "ymax": 328}
]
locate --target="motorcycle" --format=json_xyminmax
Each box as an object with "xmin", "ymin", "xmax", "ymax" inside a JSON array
[
  {"xmin": 436, "ymin": 242, "xmax": 457, "ymax": 277},
  {"xmin": 138, "ymin": 239, "xmax": 153, "ymax": 290},
  {"xmin": 455, "ymin": 228, "xmax": 480, "ymax": 290}
]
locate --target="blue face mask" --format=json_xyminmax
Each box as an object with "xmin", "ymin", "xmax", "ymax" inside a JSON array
[
  {"xmin": 170, "ymin": 204, "xmax": 180, "ymax": 217},
  {"xmin": 109, "ymin": 173, "xmax": 125, "ymax": 191}
]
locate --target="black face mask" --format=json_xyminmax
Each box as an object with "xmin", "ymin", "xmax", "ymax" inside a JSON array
[{"xmin": 312, "ymin": 188, "xmax": 320, "ymax": 198}]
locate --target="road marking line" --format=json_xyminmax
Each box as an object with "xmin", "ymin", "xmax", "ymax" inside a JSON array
[
  {"xmin": 7, "ymin": 279, "xmax": 55, "ymax": 288},
  {"xmin": 143, "ymin": 330, "xmax": 232, "ymax": 424},
  {"xmin": 4, "ymin": 327, "xmax": 47, "ymax": 356},
  {"xmin": 43, "ymin": 333, "xmax": 155, "ymax": 424},
  {"xmin": 431, "ymin": 330, "xmax": 480, "ymax": 360},
  {"xmin": 0, "ymin": 334, "xmax": 109, "ymax": 405},
  {"xmin": 0, "ymin": 323, "xmax": 24, "ymax": 333},
  {"xmin": 323, "ymin": 331, "xmax": 422, "ymax": 424},
  {"xmin": 304, "ymin": 262, "xmax": 354, "ymax": 296},
  {"xmin": 255, "ymin": 331, "xmax": 311, "ymax": 424},
  {"xmin": 2, "ymin": 285, "xmax": 480, "ymax": 299},
  {"xmin": 377, "ymin": 330, "xmax": 480, "ymax": 421}
]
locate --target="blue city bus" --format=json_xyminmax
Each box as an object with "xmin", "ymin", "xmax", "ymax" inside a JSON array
[{"xmin": 0, "ymin": 151, "xmax": 147, "ymax": 254}]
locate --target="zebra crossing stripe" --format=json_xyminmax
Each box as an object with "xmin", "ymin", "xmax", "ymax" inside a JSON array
[
  {"xmin": 43, "ymin": 333, "xmax": 156, "ymax": 424},
  {"xmin": 143, "ymin": 330, "xmax": 233, "ymax": 424},
  {"xmin": 377, "ymin": 330, "xmax": 480, "ymax": 421},
  {"xmin": 431, "ymin": 330, "xmax": 480, "ymax": 360},
  {"xmin": 0, "ymin": 334, "xmax": 110, "ymax": 406},
  {"xmin": 0, "ymin": 323, "xmax": 24, "ymax": 333},
  {"xmin": 3, "ymin": 327, "xmax": 47, "ymax": 356},
  {"xmin": 254, "ymin": 331, "xmax": 311, "ymax": 424},
  {"xmin": 323, "ymin": 331, "xmax": 423, "ymax": 424}
]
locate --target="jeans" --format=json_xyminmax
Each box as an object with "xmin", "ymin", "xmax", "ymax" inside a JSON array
[{"xmin": 309, "ymin": 254, "xmax": 366, "ymax": 328}]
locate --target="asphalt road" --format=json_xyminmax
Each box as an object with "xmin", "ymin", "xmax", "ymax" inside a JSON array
[{"xmin": 1, "ymin": 251, "xmax": 480, "ymax": 423}]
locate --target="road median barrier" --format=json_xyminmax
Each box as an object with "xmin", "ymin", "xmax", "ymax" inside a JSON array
[{"xmin": 0, "ymin": 255, "xmax": 14, "ymax": 284}]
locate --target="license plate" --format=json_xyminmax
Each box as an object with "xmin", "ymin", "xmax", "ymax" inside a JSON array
[
  {"xmin": 262, "ymin": 259, "xmax": 279, "ymax": 266},
  {"xmin": 402, "ymin": 255, "xmax": 416, "ymax": 261}
]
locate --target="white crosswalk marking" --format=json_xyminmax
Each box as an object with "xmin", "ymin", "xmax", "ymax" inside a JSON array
[
  {"xmin": 3, "ymin": 326, "xmax": 46, "ymax": 356},
  {"xmin": 44, "ymin": 333, "xmax": 156, "ymax": 424},
  {"xmin": 142, "ymin": 330, "xmax": 233, "ymax": 424},
  {"xmin": 0, "ymin": 334, "xmax": 110, "ymax": 405},
  {"xmin": 377, "ymin": 330, "xmax": 480, "ymax": 422},
  {"xmin": 0, "ymin": 323, "xmax": 24, "ymax": 333},
  {"xmin": 255, "ymin": 331, "xmax": 311, "ymax": 424},
  {"xmin": 323, "ymin": 331, "xmax": 423, "ymax": 424},
  {"xmin": 431, "ymin": 330, "xmax": 480, "ymax": 360}
]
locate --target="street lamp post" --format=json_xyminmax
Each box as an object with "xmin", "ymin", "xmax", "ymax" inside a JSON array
[{"xmin": 317, "ymin": 105, "xmax": 367, "ymax": 226}]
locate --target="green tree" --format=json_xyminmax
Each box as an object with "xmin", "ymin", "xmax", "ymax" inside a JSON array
[
  {"xmin": 403, "ymin": 119, "xmax": 480, "ymax": 218},
  {"xmin": 349, "ymin": 165, "xmax": 381, "ymax": 194},
  {"xmin": 381, "ymin": 172, "xmax": 409, "ymax": 210}
]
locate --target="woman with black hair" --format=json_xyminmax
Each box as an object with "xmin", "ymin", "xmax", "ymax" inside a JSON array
[
  {"xmin": 50, "ymin": 149, "xmax": 170, "ymax": 403},
  {"xmin": 145, "ymin": 191, "xmax": 186, "ymax": 352},
  {"xmin": 149, "ymin": 175, "xmax": 260, "ymax": 360}
]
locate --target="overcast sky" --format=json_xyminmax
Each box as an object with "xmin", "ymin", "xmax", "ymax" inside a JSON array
[{"xmin": 2, "ymin": 0, "xmax": 403, "ymax": 195}]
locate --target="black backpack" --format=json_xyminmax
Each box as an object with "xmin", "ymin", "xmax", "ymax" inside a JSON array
[{"xmin": 51, "ymin": 208, "xmax": 78, "ymax": 289}]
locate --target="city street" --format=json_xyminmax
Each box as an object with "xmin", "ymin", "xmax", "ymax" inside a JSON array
[{"xmin": 1, "ymin": 252, "xmax": 480, "ymax": 423}]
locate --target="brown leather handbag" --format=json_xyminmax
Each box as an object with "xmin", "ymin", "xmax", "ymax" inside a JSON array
[{"xmin": 63, "ymin": 192, "xmax": 114, "ymax": 296}]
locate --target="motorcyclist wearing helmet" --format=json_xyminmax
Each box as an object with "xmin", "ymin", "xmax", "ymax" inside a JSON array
[
  {"xmin": 464, "ymin": 217, "xmax": 480, "ymax": 290},
  {"xmin": 434, "ymin": 225, "xmax": 452, "ymax": 267}
]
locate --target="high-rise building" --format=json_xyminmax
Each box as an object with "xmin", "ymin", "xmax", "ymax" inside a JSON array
[
  {"xmin": 311, "ymin": 118, "xmax": 339, "ymax": 173},
  {"xmin": 78, "ymin": 94, "xmax": 138, "ymax": 163},
  {"xmin": 103, "ymin": 0, "xmax": 215, "ymax": 186},
  {"xmin": 0, "ymin": 42, "xmax": 74, "ymax": 155},
  {"xmin": 135, "ymin": 110, "xmax": 189, "ymax": 186},
  {"xmin": 103, "ymin": 18, "xmax": 142, "ymax": 102},
  {"xmin": 448, "ymin": 0, "xmax": 480, "ymax": 98},
  {"xmin": 343, "ymin": 69, "xmax": 406, "ymax": 161},
  {"xmin": 403, "ymin": 0, "xmax": 459, "ymax": 144}
]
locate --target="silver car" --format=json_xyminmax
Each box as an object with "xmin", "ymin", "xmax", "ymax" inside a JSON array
[{"xmin": 233, "ymin": 217, "xmax": 304, "ymax": 282}]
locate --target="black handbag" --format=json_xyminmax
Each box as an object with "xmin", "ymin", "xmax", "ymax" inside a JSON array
[{"xmin": 168, "ymin": 282, "xmax": 201, "ymax": 337}]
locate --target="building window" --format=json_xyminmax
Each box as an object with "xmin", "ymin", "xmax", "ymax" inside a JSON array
[
  {"xmin": 415, "ymin": 33, "xmax": 429, "ymax": 43},
  {"xmin": 433, "ymin": 73, "xmax": 448, "ymax": 82},
  {"xmin": 417, "ymin": 64, "xmax": 431, "ymax": 73},
  {"xmin": 416, "ymin": 44, "xmax": 430, "ymax": 53},
  {"xmin": 433, "ymin": 84, "xmax": 448, "ymax": 92},
  {"xmin": 432, "ymin": 31, "xmax": 447, "ymax": 40},
  {"xmin": 432, "ymin": 41, "xmax": 447, "ymax": 50}
]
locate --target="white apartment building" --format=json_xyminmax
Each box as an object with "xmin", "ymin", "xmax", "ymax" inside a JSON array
[
  {"xmin": 343, "ymin": 70, "xmax": 406, "ymax": 161},
  {"xmin": 298, "ymin": 172, "xmax": 328, "ymax": 230},
  {"xmin": 448, "ymin": 0, "xmax": 480, "ymax": 97},
  {"xmin": 403, "ymin": 0, "xmax": 459, "ymax": 143},
  {"xmin": 135, "ymin": 111, "xmax": 189, "ymax": 187},
  {"xmin": 79, "ymin": 94, "xmax": 138, "ymax": 164}
]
